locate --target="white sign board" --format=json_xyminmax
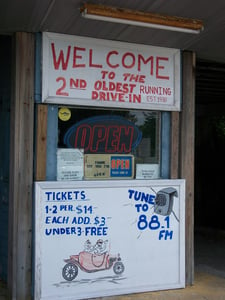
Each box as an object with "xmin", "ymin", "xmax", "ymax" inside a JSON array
[
  {"xmin": 42, "ymin": 32, "xmax": 181, "ymax": 111},
  {"xmin": 136, "ymin": 164, "xmax": 160, "ymax": 179},
  {"xmin": 35, "ymin": 179, "xmax": 185, "ymax": 300},
  {"xmin": 57, "ymin": 149, "xmax": 84, "ymax": 181}
]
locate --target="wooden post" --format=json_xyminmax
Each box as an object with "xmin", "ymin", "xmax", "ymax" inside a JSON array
[
  {"xmin": 170, "ymin": 111, "xmax": 180, "ymax": 179},
  {"xmin": 181, "ymin": 51, "xmax": 196, "ymax": 285},
  {"xmin": 35, "ymin": 104, "xmax": 48, "ymax": 181},
  {"xmin": 8, "ymin": 32, "xmax": 34, "ymax": 299}
]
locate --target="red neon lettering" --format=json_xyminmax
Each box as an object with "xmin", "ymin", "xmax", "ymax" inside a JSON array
[
  {"xmin": 51, "ymin": 43, "xmax": 71, "ymax": 70},
  {"xmin": 90, "ymin": 125, "xmax": 107, "ymax": 152},
  {"xmin": 73, "ymin": 125, "xmax": 134, "ymax": 153},
  {"xmin": 106, "ymin": 126, "xmax": 120, "ymax": 152},
  {"xmin": 156, "ymin": 57, "xmax": 169, "ymax": 80},
  {"xmin": 73, "ymin": 47, "xmax": 86, "ymax": 68},
  {"xmin": 118, "ymin": 126, "xmax": 134, "ymax": 152},
  {"xmin": 74, "ymin": 124, "xmax": 91, "ymax": 151},
  {"xmin": 106, "ymin": 51, "xmax": 119, "ymax": 68}
]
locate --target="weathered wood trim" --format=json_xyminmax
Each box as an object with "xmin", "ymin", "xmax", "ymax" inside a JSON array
[
  {"xmin": 170, "ymin": 111, "xmax": 180, "ymax": 179},
  {"xmin": 35, "ymin": 104, "xmax": 48, "ymax": 180},
  {"xmin": 8, "ymin": 32, "xmax": 34, "ymax": 300},
  {"xmin": 181, "ymin": 51, "xmax": 196, "ymax": 285}
]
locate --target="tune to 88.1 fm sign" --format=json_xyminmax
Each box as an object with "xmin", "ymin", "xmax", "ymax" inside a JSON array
[{"xmin": 42, "ymin": 32, "xmax": 181, "ymax": 111}]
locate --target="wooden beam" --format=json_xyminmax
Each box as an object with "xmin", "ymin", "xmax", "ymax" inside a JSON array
[
  {"xmin": 81, "ymin": 3, "xmax": 204, "ymax": 32},
  {"xmin": 35, "ymin": 104, "xmax": 48, "ymax": 180},
  {"xmin": 8, "ymin": 32, "xmax": 34, "ymax": 300},
  {"xmin": 181, "ymin": 51, "xmax": 196, "ymax": 285}
]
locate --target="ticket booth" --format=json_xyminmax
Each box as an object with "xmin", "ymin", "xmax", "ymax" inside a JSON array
[
  {"xmin": 5, "ymin": 30, "xmax": 195, "ymax": 299},
  {"xmin": 33, "ymin": 32, "xmax": 189, "ymax": 300}
]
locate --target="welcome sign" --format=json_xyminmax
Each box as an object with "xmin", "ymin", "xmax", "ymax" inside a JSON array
[
  {"xmin": 34, "ymin": 179, "xmax": 185, "ymax": 300},
  {"xmin": 42, "ymin": 32, "xmax": 181, "ymax": 111}
]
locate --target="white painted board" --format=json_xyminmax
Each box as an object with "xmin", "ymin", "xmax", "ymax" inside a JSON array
[
  {"xmin": 35, "ymin": 179, "xmax": 185, "ymax": 300},
  {"xmin": 42, "ymin": 32, "xmax": 181, "ymax": 111}
]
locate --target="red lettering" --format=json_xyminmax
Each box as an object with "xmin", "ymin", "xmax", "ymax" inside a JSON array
[
  {"xmin": 73, "ymin": 47, "xmax": 86, "ymax": 68},
  {"xmin": 106, "ymin": 51, "xmax": 119, "ymax": 68},
  {"xmin": 156, "ymin": 57, "xmax": 169, "ymax": 80},
  {"xmin": 90, "ymin": 125, "xmax": 107, "ymax": 152},
  {"xmin": 70, "ymin": 78, "xmax": 87, "ymax": 89},
  {"xmin": 51, "ymin": 43, "xmax": 71, "ymax": 70},
  {"xmin": 118, "ymin": 126, "xmax": 134, "ymax": 152},
  {"xmin": 122, "ymin": 52, "xmax": 135, "ymax": 68},
  {"xmin": 111, "ymin": 93, "xmax": 118, "ymax": 101},
  {"xmin": 73, "ymin": 124, "xmax": 134, "ymax": 153},
  {"xmin": 89, "ymin": 49, "xmax": 102, "ymax": 68},
  {"xmin": 111, "ymin": 159, "xmax": 130, "ymax": 169},
  {"xmin": 106, "ymin": 126, "xmax": 120, "ymax": 152},
  {"xmin": 111, "ymin": 159, "xmax": 115, "ymax": 169},
  {"xmin": 129, "ymin": 94, "xmax": 141, "ymax": 103},
  {"xmin": 74, "ymin": 124, "xmax": 91, "ymax": 151},
  {"xmin": 125, "ymin": 160, "xmax": 130, "ymax": 169},
  {"xmin": 138, "ymin": 55, "xmax": 154, "ymax": 76},
  {"xmin": 92, "ymin": 91, "xmax": 98, "ymax": 99},
  {"xmin": 56, "ymin": 77, "xmax": 69, "ymax": 96}
]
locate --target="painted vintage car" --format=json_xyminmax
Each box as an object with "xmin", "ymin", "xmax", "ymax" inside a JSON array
[{"xmin": 62, "ymin": 250, "xmax": 125, "ymax": 281}]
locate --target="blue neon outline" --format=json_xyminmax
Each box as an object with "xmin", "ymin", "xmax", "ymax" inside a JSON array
[{"xmin": 63, "ymin": 115, "xmax": 142, "ymax": 151}]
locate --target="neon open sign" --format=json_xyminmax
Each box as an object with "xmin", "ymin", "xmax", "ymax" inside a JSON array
[{"xmin": 64, "ymin": 115, "xmax": 142, "ymax": 154}]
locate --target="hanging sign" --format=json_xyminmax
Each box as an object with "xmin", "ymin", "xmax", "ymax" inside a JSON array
[
  {"xmin": 34, "ymin": 179, "xmax": 185, "ymax": 300},
  {"xmin": 42, "ymin": 32, "xmax": 181, "ymax": 111},
  {"xmin": 63, "ymin": 115, "xmax": 142, "ymax": 154}
]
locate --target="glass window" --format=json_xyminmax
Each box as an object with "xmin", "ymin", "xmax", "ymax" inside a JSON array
[{"xmin": 57, "ymin": 107, "xmax": 160, "ymax": 180}]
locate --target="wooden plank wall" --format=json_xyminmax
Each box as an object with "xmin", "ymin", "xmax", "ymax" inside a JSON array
[{"xmin": 8, "ymin": 32, "xmax": 34, "ymax": 300}]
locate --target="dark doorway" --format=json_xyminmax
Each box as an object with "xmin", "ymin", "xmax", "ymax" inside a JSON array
[
  {"xmin": 0, "ymin": 35, "xmax": 12, "ymax": 282},
  {"xmin": 195, "ymin": 60, "xmax": 225, "ymax": 230},
  {"xmin": 194, "ymin": 59, "xmax": 225, "ymax": 278}
]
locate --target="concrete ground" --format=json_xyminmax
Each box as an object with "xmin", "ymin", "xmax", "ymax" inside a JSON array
[{"xmin": 1, "ymin": 228, "xmax": 225, "ymax": 300}]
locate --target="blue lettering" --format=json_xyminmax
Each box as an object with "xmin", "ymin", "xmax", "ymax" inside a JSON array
[
  {"xmin": 159, "ymin": 230, "xmax": 173, "ymax": 240},
  {"xmin": 45, "ymin": 191, "xmax": 86, "ymax": 201},
  {"xmin": 128, "ymin": 189, "xmax": 155, "ymax": 205},
  {"xmin": 85, "ymin": 226, "xmax": 108, "ymax": 236},
  {"xmin": 45, "ymin": 192, "xmax": 52, "ymax": 201},
  {"xmin": 45, "ymin": 227, "xmax": 80, "ymax": 236},
  {"xmin": 45, "ymin": 216, "xmax": 51, "ymax": 224},
  {"xmin": 81, "ymin": 190, "xmax": 86, "ymax": 199},
  {"xmin": 61, "ymin": 192, "xmax": 67, "ymax": 200},
  {"xmin": 45, "ymin": 216, "xmax": 69, "ymax": 224},
  {"xmin": 128, "ymin": 189, "xmax": 135, "ymax": 199},
  {"xmin": 72, "ymin": 216, "xmax": 90, "ymax": 224}
]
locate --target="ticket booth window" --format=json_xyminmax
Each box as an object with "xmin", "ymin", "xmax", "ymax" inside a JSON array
[{"xmin": 57, "ymin": 107, "xmax": 160, "ymax": 180}]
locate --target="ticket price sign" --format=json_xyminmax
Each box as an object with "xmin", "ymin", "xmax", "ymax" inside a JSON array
[{"xmin": 34, "ymin": 179, "xmax": 185, "ymax": 300}]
